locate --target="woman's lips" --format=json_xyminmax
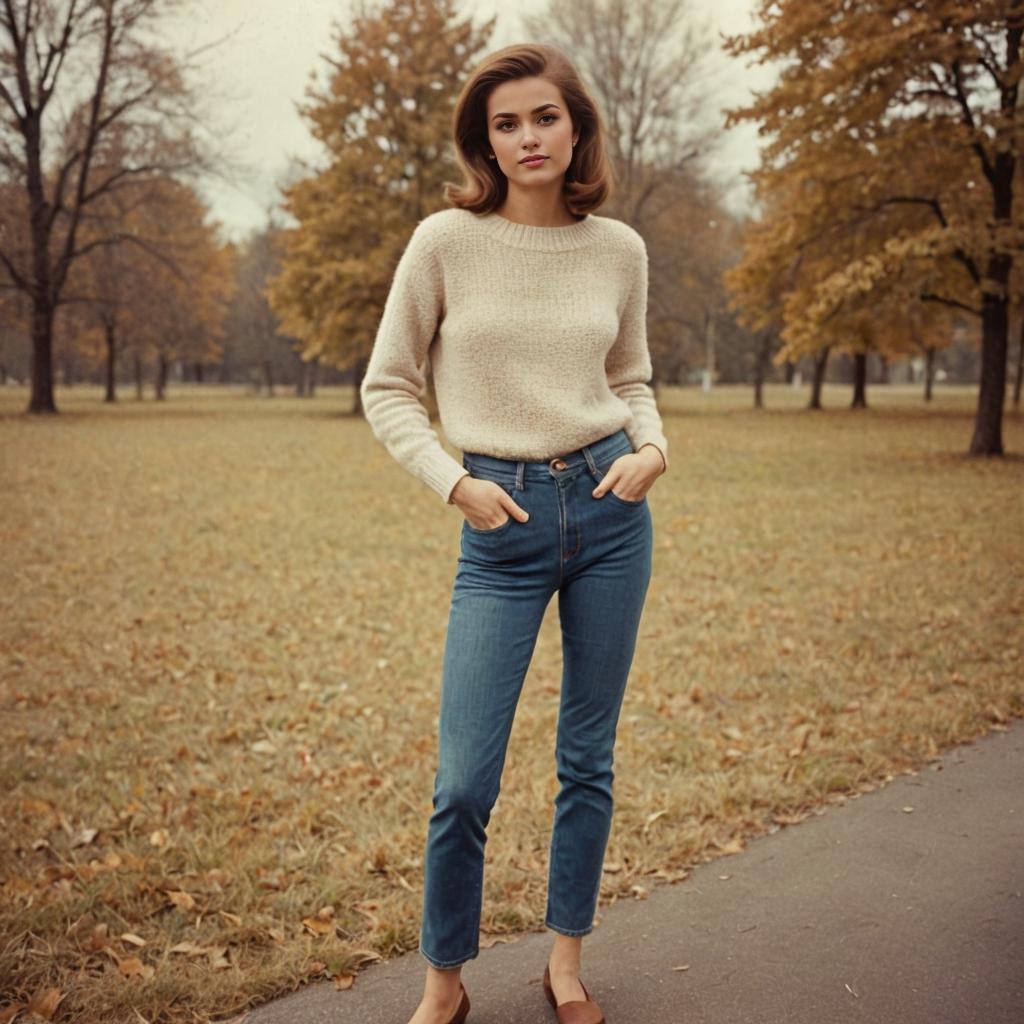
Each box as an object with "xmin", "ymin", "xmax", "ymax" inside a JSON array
[{"xmin": 520, "ymin": 156, "xmax": 548, "ymax": 165}]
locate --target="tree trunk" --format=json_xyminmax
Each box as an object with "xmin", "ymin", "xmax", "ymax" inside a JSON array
[
  {"xmin": 1013, "ymin": 316, "xmax": 1023, "ymax": 408},
  {"xmin": 25, "ymin": 87, "xmax": 58, "ymax": 415},
  {"xmin": 924, "ymin": 346, "xmax": 935, "ymax": 402},
  {"xmin": 352, "ymin": 355, "xmax": 368, "ymax": 413},
  {"xmin": 851, "ymin": 352, "xmax": 868, "ymax": 408},
  {"xmin": 753, "ymin": 329, "xmax": 772, "ymax": 409},
  {"xmin": 104, "ymin": 322, "xmax": 117, "ymax": 402},
  {"xmin": 969, "ymin": 271, "xmax": 1009, "ymax": 454},
  {"xmin": 194, "ymin": 361, "xmax": 204, "ymax": 383},
  {"xmin": 878, "ymin": 352, "xmax": 889, "ymax": 384},
  {"xmin": 134, "ymin": 353, "xmax": 144, "ymax": 399},
  {"xmin": 308, "ymin": 355, "xmax": 319, "ymax": 397},
  {"xmin": 28, "ymin": 300, "xmax": 57, "ymax": 413},
  {"xmin": 809, "ymin": 346, "xmax": 830, "ymax": 409},
  {"xmin": 262, "ymin": 359, "xmax": 274, "ymax": 396},
  {"xmin": 704, "ymin": 312, "xmax": 716, "ymax": 390},
  {"xmin": 155, "ymin": 353, "xmax": 168, "ymax": 400},
  {"xmin": 783, "ymin": 359, "xmax": 795, "ymax": 384},
  {"xmin": 969, "ymin": 121, "xmax": 1014, "ymax": 454}
]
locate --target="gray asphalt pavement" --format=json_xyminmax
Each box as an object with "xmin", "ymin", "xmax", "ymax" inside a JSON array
[{"xmin": 240, "ymin": 718, "xmax": 1023, "ymax": 1024}]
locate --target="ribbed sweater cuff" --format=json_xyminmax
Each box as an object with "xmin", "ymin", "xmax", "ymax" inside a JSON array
[{"xmin": 420, "ymin": 455, "xmax": 471, "ymax": 505}]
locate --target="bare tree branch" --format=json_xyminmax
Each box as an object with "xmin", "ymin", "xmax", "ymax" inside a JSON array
[
  {"xmin": 920, "ymin": 291, "xmax": 982, "ymax": 316},
  {"xmin": 69, "ymin": 230, "xmax": 188, "ymax": 280}
]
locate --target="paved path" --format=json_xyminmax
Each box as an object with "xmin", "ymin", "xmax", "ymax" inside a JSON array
[{"xmin": 243, "ymin": 718, "xmax": 1024, "ymax": 1024}]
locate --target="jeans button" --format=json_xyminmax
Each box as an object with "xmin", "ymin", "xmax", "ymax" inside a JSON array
[{"xmin": 549, "ymin": 457, "xmax": 567, "ymax": 471}]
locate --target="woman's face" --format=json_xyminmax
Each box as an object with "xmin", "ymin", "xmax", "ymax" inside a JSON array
[{"xmin": 485, "ymin": 76, "xmax": 578, "ymax": 190}]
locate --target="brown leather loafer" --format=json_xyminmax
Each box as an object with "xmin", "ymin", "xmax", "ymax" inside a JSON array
[
  {"xmin": 543, "ymin": 964, "xmax": 605, "ymax": 1024},
  {"xmin": 446, "ymin": 981, "xmax": 470, "ymax": 1024}
]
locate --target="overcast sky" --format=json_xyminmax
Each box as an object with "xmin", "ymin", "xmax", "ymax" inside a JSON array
[{"xmin": 167, "ymin": 0, "xmax": 774, "ymax": 243}]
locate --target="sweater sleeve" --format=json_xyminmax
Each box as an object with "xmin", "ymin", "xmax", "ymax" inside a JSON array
[
  {"xmin": 605, "ymin": 234, "xmax": 669, "ymax": 473},
  {"xmin": 360, "ymin": 221, "xmax": 471, "ymax": 504}
]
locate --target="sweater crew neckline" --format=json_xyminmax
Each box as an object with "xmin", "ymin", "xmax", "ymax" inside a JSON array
[{"xmin": 477, "ymin": 211, "xmax": 604, "ymax": 252}]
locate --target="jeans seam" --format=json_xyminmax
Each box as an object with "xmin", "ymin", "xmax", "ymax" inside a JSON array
[{"xmin": 597, "ymin": 447, "xmax": 634, "ymax": 473}]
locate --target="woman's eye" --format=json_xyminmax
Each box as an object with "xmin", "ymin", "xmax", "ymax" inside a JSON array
[{"xmin": 497, "ymin": 114, "xmax": 558, "ymax": 131}]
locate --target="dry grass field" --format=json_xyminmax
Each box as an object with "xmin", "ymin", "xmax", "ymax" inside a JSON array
[{"xmin": 2, "ymin": 382, "xmax": 1022, "ymax": 1024}]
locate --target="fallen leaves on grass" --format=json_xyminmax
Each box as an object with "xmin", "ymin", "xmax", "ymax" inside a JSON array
[
  {"xmin": 301, "ymin": 906, "xmax": 336, "ymax": 937},
  {"xmin": 2, "ymin": 388, "xmax": 1020, "ymax": 1024},
  {"xmin": 118, "ymin": 956, "xmax": 155, "ymax": 981}
]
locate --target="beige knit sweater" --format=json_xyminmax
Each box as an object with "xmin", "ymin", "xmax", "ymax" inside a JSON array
[{"xmin": 360, "ymin": 207, "xmax": 669, "ymax": 504}]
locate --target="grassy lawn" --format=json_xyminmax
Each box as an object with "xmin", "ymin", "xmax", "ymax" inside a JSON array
[{"xmin": 1, "ymin": 382, "xmax": 1021, "ymax": 1023}]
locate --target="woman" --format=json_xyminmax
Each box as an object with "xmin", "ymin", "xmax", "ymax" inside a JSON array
[{"xmin": 360, "ymin": 41, "xmax": 669, "ymax": 1024}]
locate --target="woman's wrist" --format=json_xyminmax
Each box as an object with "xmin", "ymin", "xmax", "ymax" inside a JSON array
[{"xmin": 637, "ymin": 443, "xmax": 667, "ymax": 475}]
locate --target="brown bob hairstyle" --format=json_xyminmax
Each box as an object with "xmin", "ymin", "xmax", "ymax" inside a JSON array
[{"xmin": 443, "ymin": 42, "xmax": 615, "ymax": 217}]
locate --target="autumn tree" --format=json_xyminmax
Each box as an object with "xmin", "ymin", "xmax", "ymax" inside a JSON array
[
  {"xmin": 58, "ymin": 224, "xmax": 141, "ymax": 402},
  {"xmin": 129, "ymin": 182, "xmax": 233, "ymax": 399},
  {"xmin": 223, "ymin": 221, "xmax": 308, "ymax": 396},
  {"xmin": 724, "ymin": 1, "xmax": 1024, "ymax": 453},
  {"xmin": 60, "ymin": 157, "xmax": 154, "ymax": 402},
  {"xmin": 63, "ymin": 175, "xmax": 234, "ymax": 400},
  {"xmin": 730, "ymin": 166, "xmax": 961, "ymax": 410},
  {"xmin": 643, "ymin": 168, "xmax": 739, "ymax": 389},
  {"xmin": 521, "ymin": 0, "xmax": 720, "ymax": 231},
  {"xmin": 723, "ymin": 171, "xmax": 842, "ymax": 408},
  {"xmin": 267, "ymin": 0, "xmax": 492, "ymax": 407},
  {"xmin": 0, "ymin": 0, "xmax": 215, "ymax": 414}
]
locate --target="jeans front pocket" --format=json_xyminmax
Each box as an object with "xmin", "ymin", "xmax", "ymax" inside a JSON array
[
  {"xmin": 593, "ymin": 447, "xmax": 646, "ymax": 508},
  {"xmin": 463, "ymin": 511, "xmax": 515, "ymax": 536},
  {"xmin": 461, "ymin": 476, "xmax": 518, "ymax": 536},
  {"xmin": 602, "ymin": 487, "xmax": 647, "ymax": 509}
]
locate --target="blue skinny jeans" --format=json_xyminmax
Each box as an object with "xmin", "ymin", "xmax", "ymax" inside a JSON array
[{"xmin": 419, "ymin": 427, "xmax": 654, "ymax": 969}]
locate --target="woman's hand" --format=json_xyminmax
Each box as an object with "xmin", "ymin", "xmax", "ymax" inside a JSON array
[
  {"xmin": 450, "ymin": 476, "xmax": 529, "ymax": 531},
  {"xmin": 592, "ymin": 444, "xmax": 665, "ymax": 502}
]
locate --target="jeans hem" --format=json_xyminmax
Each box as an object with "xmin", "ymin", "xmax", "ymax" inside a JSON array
[
  {"xmin": 544, "ymin": 918, "xmax": 594, "ymax": 938},
  {"xmin": 419, "ymin": 945, "xmax": 479, "ymax": 969}
]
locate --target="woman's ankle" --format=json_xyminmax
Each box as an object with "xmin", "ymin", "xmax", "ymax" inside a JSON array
[
  {"xmin": 424, "ymin": 963, "xmax": 463, "ymax": 996},
  {"xmin": 548, "ymin": 932, "xmax": 583, "ymax": 974}
]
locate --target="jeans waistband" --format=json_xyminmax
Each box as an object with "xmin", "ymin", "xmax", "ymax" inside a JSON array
[{"xmin": 462, "ymin": 428, "xmax": 634, "ymax": 486}]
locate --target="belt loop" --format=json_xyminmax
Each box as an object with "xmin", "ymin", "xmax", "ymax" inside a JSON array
[
  {"xmin": 582, "ymin": 444, "xmax": 599, "ymax": 476},
  {"xmin": 516, "ymin": 460, "xmax": 525, "ymax": 490}
]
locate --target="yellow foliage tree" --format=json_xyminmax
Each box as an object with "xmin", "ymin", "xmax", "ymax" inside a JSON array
[
  {"xmin": 63, "ymin": 175, "xmax": 235, "ymax": 399},
  {"xmin": 723, "ymin": 1, "xmax": 1023, "ymax": 452},
  {"xmin": 267, "ymin": 0, "xmax": 492, "ymax": 405}
]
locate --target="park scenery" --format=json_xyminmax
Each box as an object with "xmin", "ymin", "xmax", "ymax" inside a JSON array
[{"xmin": 2, "ymin": 2, "xmax": 1023, "ymax": 1024}]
